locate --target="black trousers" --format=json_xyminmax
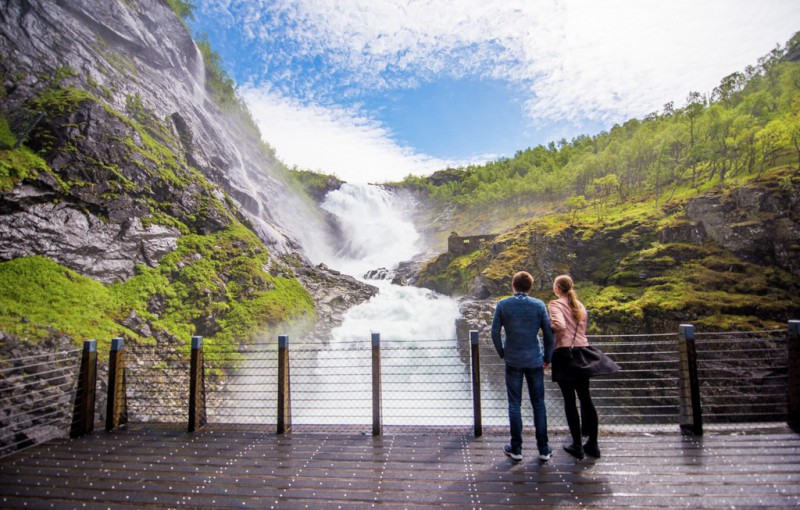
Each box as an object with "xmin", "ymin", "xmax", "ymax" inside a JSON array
[{"xmin": 557, "ymin": 377, "xmax": 598, "ymax": 446}]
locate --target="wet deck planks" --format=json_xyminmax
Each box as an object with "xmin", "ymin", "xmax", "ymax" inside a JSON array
[{"xmin": 1, "ymin": 424, "xmax": 799, "ymax": 509}]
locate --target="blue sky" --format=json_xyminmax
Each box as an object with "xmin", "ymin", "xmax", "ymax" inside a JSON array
[{"xmin": 191, "ymin": 0, "xmax": 800, "ymax": 183}]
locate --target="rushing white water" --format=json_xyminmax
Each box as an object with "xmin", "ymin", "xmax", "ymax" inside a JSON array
[
  {"xmin": 308, "ymin": 183, "xmax": 421, "ymax": 277},
  {"xmin": 330, "ymin": 280, "xmax": 457, "ymax": 341},
  {"xmin": 316, "ymin": 183, "xmax": 458, "ymax": 341},
  {"xmin": 293, "ymin": 183, "xmax": 468, "ymax": 425}
]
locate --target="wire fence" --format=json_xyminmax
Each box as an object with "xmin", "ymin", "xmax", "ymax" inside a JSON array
[
  {"xmin": 0, "ymin": 349, "xmax": 80, "ymax": 458},
  {"xmin": 125, "ymin": 346, "xmax": 190, "ymax": 423},
  {"xmin": 382, "ymin": 339, "xmax": 473, "ymax": 426},
  {"xmin": 119, "ymin": 328, "xmax": 789, "ymax": 435},
  {"xmin": 206, "ymin": 346, "xmax": 278, "ymax": 425},
  {"xmin": 3, "ymin": 325, "xmax": 796, "ymax": 442},
  {"xmin": 478, "ymin": 334, "xmax": 682, "ymax": 433},
  {"xmin": 695, "ymin": 329, "xmax": 788, "ymax": 426},
  {"xmin": 290, "ymin": 340, "xmax": 370, "ymax": 426}
]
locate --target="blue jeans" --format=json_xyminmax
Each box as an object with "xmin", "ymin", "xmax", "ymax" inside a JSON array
[{"xmin": 505, "ymin": 365, "xmax": 550, "ymax": 455}]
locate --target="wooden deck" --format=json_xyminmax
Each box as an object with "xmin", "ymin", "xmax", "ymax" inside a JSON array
[{"xmin": 1, "ymin": 424, "xmax": 799, "ymax": 509}]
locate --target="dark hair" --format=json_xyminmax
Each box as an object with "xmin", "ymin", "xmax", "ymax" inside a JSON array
[
  {"xmin": 554, "ymin": 274, "xmax": 585, "ymax": 321},
  {"xmin": 511, "ymin": 271, "xmax": 533, "ymax": 293}
]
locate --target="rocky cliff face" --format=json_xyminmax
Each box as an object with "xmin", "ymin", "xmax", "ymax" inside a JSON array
[
  {"xmin": 1, "ymin": 0, "xmax": 313, "ymax": 264},
  {"xmin": 418, "ymin": 172, "xmax": 800, "ymax": 333},
  {"xmin": 0, "ymin": 0, "xmax": 374, "ymax": 344},
  {"xmin": 684, "ymin": 180, "xmax": 800, "ymax": 278}
]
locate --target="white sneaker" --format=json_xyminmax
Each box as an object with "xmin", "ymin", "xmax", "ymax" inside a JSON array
[{"xmin": 503, "ymin": 444, "xmax": 522, "ymax": 461}]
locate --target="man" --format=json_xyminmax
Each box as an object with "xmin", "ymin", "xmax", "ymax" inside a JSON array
[{"xmin": 491, "ymin": 271, "xmax": 554, "ymax": 462}]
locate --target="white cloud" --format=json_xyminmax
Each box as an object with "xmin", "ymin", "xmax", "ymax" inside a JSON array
[
  {"xmin": 525, "ymin": 0, "xmax": 800, "ymax": 123},
  {"xmin": 240, "ymin": 85, "xmax": 485, "ymax": 183},
  {"xmin": 219, "ymin": 0, "xmax": 800, "ymax": 123},
  {"xmin": 200, "ymin": 0, "xmax": 800, "ymax": 180}
]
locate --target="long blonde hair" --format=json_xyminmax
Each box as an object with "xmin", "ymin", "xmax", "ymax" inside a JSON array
[{"xmin": 554, "ymin": 275, "xmax": 584, "ymax": 321}]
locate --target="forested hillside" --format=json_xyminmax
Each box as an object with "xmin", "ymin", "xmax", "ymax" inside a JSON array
[
  {"xmin": 398, "ymin": 32, "xmax": 800, "ymax": 221},
  {"xmin": 401, "ymin": 33, "xmax": 800, "ymax": 333}
]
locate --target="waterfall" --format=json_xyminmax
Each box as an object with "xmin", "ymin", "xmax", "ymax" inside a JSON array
[
  {"xmin": 190, "ymin": 41, "xmax": 206, "ymax": 105},
  {"xmin": 294, "ymin": 184, "xmax": 468, "ymax": 426},
  {"xmin": 315, "ymin": 183, "xmax": 458, "ymax": 341},
  {"xmin": 224, "ymin": 184, "xmax": 470, "ymax": 426},
  {"xmin": 315, "ymin": 183, "xmax": 420, "ymax": 278}
]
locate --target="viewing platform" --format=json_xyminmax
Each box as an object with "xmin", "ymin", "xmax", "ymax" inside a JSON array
[
  {"xmin": 1, "ymin": 322, "xmax": 799, "ymax": 508},
  {"xmin": 1, "ymin": 423, "xmax": 799, "ymax": 508}
]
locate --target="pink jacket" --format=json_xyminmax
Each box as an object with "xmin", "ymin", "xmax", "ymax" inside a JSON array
[{"xmin": 547, "ymin": 297, "xmax": 589, "ymax": 348}]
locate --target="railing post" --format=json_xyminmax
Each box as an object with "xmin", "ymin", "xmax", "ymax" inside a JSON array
[
  {"xmin": 105, "ymin": 337, "xmax": 128, "ymax": 432},
  {"xmin": 188, "ymin": 336, "xmax": 206, "ymax": 432},
  {"xmin": 372, "ymin": 332, "xmax": 382, "ymax": 436},
  {"xmin": 70, "ymin": 340, "xmax": 97, "ymax": 438},
  {"xmin": 788, "ymin": 320, "xmax": 800, "ymax": 433},
  {"xmin": 277, "ymin": 334, "xmax": 291, "ymax": 434},
  {"xmin": 470, "ymin": 330, "xmax": 482, "ymax": 437},
  {"xmin": 678, "ymin": 324, "xmax": 703, "ymax": 435}
]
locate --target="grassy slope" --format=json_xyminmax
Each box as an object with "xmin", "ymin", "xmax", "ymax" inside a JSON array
[{"xmin": 417, "ymin": 167, "xmax": 800, "ymax": 332}]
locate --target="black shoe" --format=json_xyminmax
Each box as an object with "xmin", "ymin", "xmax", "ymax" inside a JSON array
[
  {"xmin": 563, "ymin": 443, "xmax": 585, "ymax": 460},
  {"xmin": 503, "ymin": 444, "xmax": 522, "ymax": 461},
  {"xmin": 583, "ymin": 442, "xmax": 601, "ymax": 458}
]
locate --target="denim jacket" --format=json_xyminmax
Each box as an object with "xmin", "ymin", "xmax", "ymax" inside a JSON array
[{"xmin": 491, "ymin": 292, "xmax": 554, "ymax": 368}]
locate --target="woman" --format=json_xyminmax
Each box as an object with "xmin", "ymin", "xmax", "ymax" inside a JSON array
[{"xmin": 548, "ymin": 275, "xmax": 600, "ymax": 460}]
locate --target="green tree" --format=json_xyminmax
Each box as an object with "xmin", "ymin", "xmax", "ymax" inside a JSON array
[
  {"xmin": 589, "ymin": 173, "xmax": 620, "ymax": 220},
  {"xmin": 787, "ymin": 112, "xmax": 800, "ymax": 175},
  {"xmin": 754, "ymin": 119, "xmax": 789, "ymax": 178},
  {"xmin": 712, "ymin": 72, "xmax": 747, "ymax": 106},
  {"xmin": 682, "ymin": 91, "xmax": 707, "ymax": 187},
  {"xmin": 565, "ymin": 195, "xmax": 587, "ymax": 223},
  {"xmin": 166, "ymin": 0, "xmax": 195, "ymax": 23}
]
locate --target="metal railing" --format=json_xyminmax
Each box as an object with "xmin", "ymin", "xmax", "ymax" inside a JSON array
[
  {"xmin": 0, "ymin": 349, "xmax": 80, "ymax": 458},
  {"xmin": 119, "ymin": 322, "xmax": 800, "ymax": 435},
  {"xmin": 695, "ymin": 329, "xmax": 788, "ymax": 425},
  {"xmin": 125, "ymin": 344, "xmax": 190, "ymax": 423},
  {"xmin": 3, "ymin": 320, "xmax": 798, "ymax": 448},
  {"xmin": 382, "ymin": 337, "xmax": 474, "ymax": 427}
]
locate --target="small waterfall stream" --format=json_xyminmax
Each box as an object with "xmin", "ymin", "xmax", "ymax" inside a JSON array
[{"xmin": 190, "ymin": 41, "xmax": 205, "ymax": 105}]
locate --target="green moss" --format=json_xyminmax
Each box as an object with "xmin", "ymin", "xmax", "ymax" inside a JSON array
[
  {"xmin": 599, "ymin": 252, "xmax": 799, "ymax": 331},
  {"xmin": 104, "ymin": 51, "xmax": 138, "ymax": 77},
  {"xmin": 418, "ymin": 250, "xmax": 487, "ymax": 296},
  {"xmin": 111, "ymin": 221, "xmax": 315, "ymax": 359},
  {"xmin": 123, "ymin": 130, "xmax": 190, "ymax": 188},
  {"xmin": 125, "ymin": 92, "xmax": 148, "ymax": 125},
  {"xmin": 29, "ymin": 86, "xmax": 95, "ymax": 117},
  {"xmin": 0, "ymin": 116, "xmax": 16, "ymax": 148},
  {"xmin": 141, "ymin": 210, "xmax": 190, "ymax": 234},
  {"xmin": 0, "ymin": 257, "xmax": 138, "ymax": 348},
  {"xmin": 0, "ymin": 145, "xmax": 44, "ymax": 191},
  {"xmin": 2, "ymin": 226, "xmax": 315, "ymax": 356},
  {"xmin": 52, "ymin": 66, "xmax": 78, "ymax": 85}
]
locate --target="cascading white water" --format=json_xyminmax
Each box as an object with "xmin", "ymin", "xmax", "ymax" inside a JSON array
[
  {"xmin": 187, "ymin": 41, "xmax": 206, "ymax": 105},
  {"xmin": 190, "ymin": 41, "xmax": 206, "ymax": 105},
  {"xmin": 316, "ymin": 183, "xmax": 458, "ymax": 341},
  {"xmin": 294, "ymin": 183, "xmax": 470, "ymax": 425},
  {"xmin": 310, "ymin": 183, "xmax": 421, "ymax": 277}
]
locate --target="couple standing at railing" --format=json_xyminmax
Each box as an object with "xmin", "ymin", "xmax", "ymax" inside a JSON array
[{"xmin": 491, "ymin": 271, "xmax": 619, "ymax": 463}]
